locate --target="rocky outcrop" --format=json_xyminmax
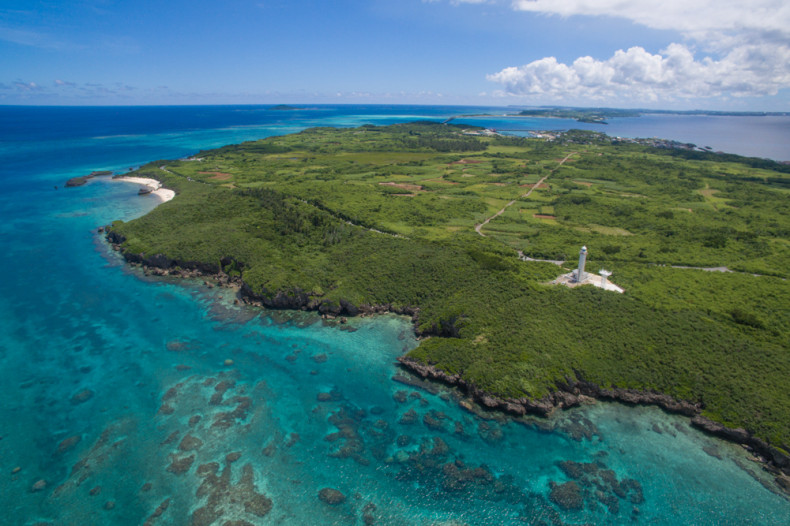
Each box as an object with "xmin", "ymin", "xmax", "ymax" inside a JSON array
[
  {"xmin": 105, "ymin": 230, "xmax": 125, "ymax": 245},
  {"xmin": 549, "ymin": 481, "xmax": 583, "ymax": 510},
  {"xmin": 397, "ymin": 355, "xmax": 704, "ymax": 420},
  {"xmin": 121, "ymin": 249, "xmax": 221, "ymax": 275},
  {"xmin": 106, "ymin": 230, "xmax": 234, "ymax": 280},
  {"xmin": 65, "ymin": 176, "xmax": 92, "ymax": 187},
  {"xmin": 318, "ymin": 488, "xmax": 346, "ymax": 505},
  {"xmin": 690, "ymin": 415, "xmax": 751, "ymax": 443},
  {"xmin": 396, "ymin": 356, "xmax": 790, "ymax": 485},
  {"xmin": 65, "ymin": 171, "xmax": 112, "ymax": 187}
]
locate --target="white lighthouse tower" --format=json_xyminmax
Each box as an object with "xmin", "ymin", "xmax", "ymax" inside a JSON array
[
  {"xmin": 551, "ymin": 245, "xmax": 624, "ymax": 293},
  {"xmin": 575, "ymin": 246, "xmax": 588, "ymax": 282}
]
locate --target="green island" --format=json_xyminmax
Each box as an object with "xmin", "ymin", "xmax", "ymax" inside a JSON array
[
  {"xmin": 107, "ymin": 122, "xmax": 790, "ymax": 472},
  {"xmin": 516, "ymin": 108, "xmax": 640, "ymax": 123},
  {"xmin": 510, "ymin": 107, "xmax": 790, "ymax": 123}
]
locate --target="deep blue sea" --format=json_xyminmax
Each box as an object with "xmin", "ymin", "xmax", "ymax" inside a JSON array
[{"xmin": 0, "ymin": 105, "xmax": 788, "ymax": 525}]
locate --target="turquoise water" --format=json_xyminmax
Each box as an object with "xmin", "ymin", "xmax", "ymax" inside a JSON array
[{"xmin": 0, "ymin": 105, "xmax": 788, "ymax": 525}]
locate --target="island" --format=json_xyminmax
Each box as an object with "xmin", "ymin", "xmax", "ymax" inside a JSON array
[
  {"xmin": 104, "ymin": 122, "xmax": 790, "ymax": 490},
  {"xmin": 504, "ymin": 106, "xmax": 790, "ymax": 123},
  {"xmin": 515, "ymin": 108, "xmax": 640, "ymax": 123}
]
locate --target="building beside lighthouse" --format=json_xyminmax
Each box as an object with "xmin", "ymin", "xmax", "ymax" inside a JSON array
[{"xmin": 550, "ymin": 245, "xmax": 624, "ymax": 293}]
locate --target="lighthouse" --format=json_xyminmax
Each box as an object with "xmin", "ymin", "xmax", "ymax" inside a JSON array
[
  {"xmin": 575, "ymin": 246, "xmax": 588, "ymax": 282},
  {"xmin": 551, "ymin": 245, "xmax": 624, "ymax": 292}
]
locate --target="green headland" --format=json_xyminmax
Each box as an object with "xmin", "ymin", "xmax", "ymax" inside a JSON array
[{"xmin": 107, "ymin": 122, "xmax": 790, "ymax": 466}]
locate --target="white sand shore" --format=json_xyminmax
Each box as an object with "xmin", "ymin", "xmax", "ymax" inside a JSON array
[{"xmin": 114, "ymin": 177, "xmax": 175, "ymax": 203}]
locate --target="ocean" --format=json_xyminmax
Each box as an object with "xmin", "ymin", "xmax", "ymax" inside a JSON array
[
  {"xmin": 0, "ymin": 105, "xmax": 788, "ymax": 525},
  {"xmin": 453, "ymin": 112, "xmax": 790, "ymax": 162}
]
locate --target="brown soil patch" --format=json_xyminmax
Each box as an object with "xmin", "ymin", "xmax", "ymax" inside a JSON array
[
  {"xmin": 449, "ymin": 159, "xmax": 483, "ymax": 165},
  {"xmin": 534, "ymin": 214, "xmax": 557, "ymax": 219},
  {"xmin": 199, "ymin": 171, "xmax": 232, "ymax": 180},
  {"xmin": 379, "ymin": 182, "xmax": 423, "ymax": 192},
  {"xmin": 574, "ymin": 181, "xmax": 593, "ymax": 187},
  {"xmin": 425, "ymin": 178, "xmax": 459, "ymax": 185}
]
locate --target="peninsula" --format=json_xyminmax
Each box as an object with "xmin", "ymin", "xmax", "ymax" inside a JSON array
[{"xmin": 105, "ymin": 122, "xmax": 790, "ymax": 487}]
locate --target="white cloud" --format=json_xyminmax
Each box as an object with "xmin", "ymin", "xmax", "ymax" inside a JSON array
[
  {"xmin": 510, "ymin": 0, "xmax": 789, "ymax": 39},
  {"xmin": 488, "ymin": 0, "xmax": 790, "ymax": 102},
  {"xmin": 489, "ymin": 44, "xmax": 790, "ymax": 101},
  {"xmin": 13, "ymin": 81, "xmax": 41, "ymax": 92}
]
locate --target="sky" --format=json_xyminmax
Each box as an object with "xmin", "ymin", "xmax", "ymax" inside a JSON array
[{"xmin": 1, "ymin": 0, "xmax": 789, "ymax": 110}]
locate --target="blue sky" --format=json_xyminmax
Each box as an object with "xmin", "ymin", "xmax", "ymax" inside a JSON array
[{"xmin": 1, "ymin": 0, "xmax": 788, "ymax": 110}]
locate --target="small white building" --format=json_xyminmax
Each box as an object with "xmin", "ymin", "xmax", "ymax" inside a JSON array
[{"xmin": 551, "ymin": 245, "xmax": 624, "ymax": 293}]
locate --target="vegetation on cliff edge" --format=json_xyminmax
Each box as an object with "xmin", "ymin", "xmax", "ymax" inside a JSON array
[{"xmin": 109, "ymin": 122, "xmax": 790, "ymax": 447}]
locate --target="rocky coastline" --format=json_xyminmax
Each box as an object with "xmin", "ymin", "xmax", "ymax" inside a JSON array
[
  {"xmin": 105, "ymin": 229, "xmax": 420, "ymax": 322},
  {"xmin": 397, "ymin": 355, "xmax": 790, "ymax": 495},
  {"xmin": 104, "ymin": 228, "xmax": 790, "ymax": 496}
]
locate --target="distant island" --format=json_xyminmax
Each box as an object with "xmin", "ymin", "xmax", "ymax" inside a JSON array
[
  {"xmin": 516, "ymin": 108, "xmax": 640, "ymax": 124},
  {"xmin": 269, "ymin": 104, "xmax": 299, "ymax": 111},
  {"xmin": 104, "ymin": 122, "xmax": 790, "ymax": 490},
  {"xmin": 510, "ymin": 106, "xmax": 790, "ymax": 124}
]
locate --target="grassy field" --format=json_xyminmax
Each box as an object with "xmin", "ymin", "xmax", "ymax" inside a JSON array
[{"xmin": 109, "ymin": 122, "xmax": 790, "ymax": 448}]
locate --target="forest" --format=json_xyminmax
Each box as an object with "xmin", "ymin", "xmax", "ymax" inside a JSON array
[{"xmin": 108, "ymin": 122, "xmax": 790, "ymax": 450}]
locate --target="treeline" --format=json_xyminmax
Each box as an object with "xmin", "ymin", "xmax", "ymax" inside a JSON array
[
  {"xmin": 662, "ymin": 148, "xmax": 790, "ymax": 174},
  {"xmin": 398, "ymin": 136, "xmax": 487, "ymax": 152}
]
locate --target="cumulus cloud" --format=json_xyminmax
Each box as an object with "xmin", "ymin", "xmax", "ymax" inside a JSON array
[
  {"xmin": 489, "ymin": 43, "xmax": 790, "ymax": 100},
  {"xmin": 489, "ymin": 0, "xmax": 790, "ymax": 101}
]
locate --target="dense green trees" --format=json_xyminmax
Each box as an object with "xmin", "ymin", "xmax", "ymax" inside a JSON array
[{"xmin": 110, "ymin": 123, "xmax": 790, "ymax": 446}]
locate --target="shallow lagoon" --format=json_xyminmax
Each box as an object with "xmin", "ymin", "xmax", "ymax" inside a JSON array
[{"xmin": 0, "ymin": 105, "xmax": 788, "ymax": 525}]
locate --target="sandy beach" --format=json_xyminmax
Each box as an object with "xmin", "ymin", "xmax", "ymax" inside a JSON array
[{"xmin": 114, "ymin": 176, "xmax": 175, "ymax": 203}]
